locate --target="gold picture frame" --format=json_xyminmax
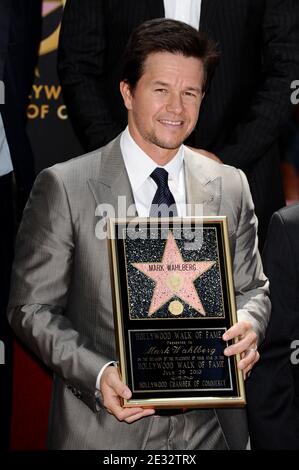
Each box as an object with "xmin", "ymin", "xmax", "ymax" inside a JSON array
[{"xmin": 108, "ymin": 217, "xmax": 245, "ymax": 409}]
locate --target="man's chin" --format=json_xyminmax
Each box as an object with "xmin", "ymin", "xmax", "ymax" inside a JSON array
[
  {"xmin": 154, "ymin": 128, "xmax": 194, "ymax": 150},
  {"xmin": 151, "ymin": 137, "xmax": 186, "ymax": 150}
]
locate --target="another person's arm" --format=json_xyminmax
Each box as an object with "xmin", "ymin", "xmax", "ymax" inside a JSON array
[
  {"xmin": 247, "ymin": 211, "xmax": 299, "ymax": 449},
  {"xmin": 219, "ymin": 0, "xmax": 299, "ymax": 169},
  {"xmin": 58, "ymin": 0, "xmax": 123, "ymax": 151}
]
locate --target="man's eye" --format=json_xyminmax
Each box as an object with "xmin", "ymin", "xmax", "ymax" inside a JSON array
[
  {"xmin": 155, "ymin": 88, "xmax": 168, "ymax": 94},
  {"xmin": 184, "ymin": 91, "xmax": 197, "ymax": 98}
]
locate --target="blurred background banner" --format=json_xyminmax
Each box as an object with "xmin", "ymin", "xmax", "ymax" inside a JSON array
[{"xmin": 27, "ymin": 0, "xmax": 82, "ymax": 172}]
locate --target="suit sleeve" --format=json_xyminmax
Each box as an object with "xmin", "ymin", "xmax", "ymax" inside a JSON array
[
  {"xmin": 218, "ymin": 0, "xmax": 299, "ymax": 169},
  {"xmin": 7, "ymin": 169, "xmax": 112, "ymax": 412},
  {"xmin": 246, "ymin": 211, "xmax": 299, "ymax": 449},
  {"xmin": 57, "ymin": 0, "xmax": 123, "ymax": 151},
  {"xmin": 233, "ymin": 170, "xmax": 271, "ymax": 344}
]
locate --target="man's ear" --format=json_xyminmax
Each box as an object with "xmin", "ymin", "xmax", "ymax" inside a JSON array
[{"xmin": 120, "ymin": 81, "xmax": 133, "ymax": 110}]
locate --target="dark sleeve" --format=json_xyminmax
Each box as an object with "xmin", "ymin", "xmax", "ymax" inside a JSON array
[
  {"xmin": 246, "ymin": 211, "xmax": 299, "ymax": 449},
  {"xmin": 218, "ymin": 0, "xmax": 299, "ymax": 169},
  {"xmin": 57, "ymin": 0, "xmax": 123, "ymax": 151}
]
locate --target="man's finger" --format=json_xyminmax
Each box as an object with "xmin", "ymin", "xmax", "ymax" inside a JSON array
[
  {"xmin": 237, "ymin": 348, "xmax": 259, "ymax": 370},
  {"xmin": 113, "ymin": 406, "xmax": 148, "ymax": 422},
  {"xmin": 243, "ymin": 351, "xmax": 260, "ymax": 378},
  {"xmin": 125, "ymin": 408, "xmax": 156, "ymax": 423},
  {"xmin": 222, "ymin": 321, "xmax": 252, "ymax": 341},
  {"xmin": 103, "ymin": 367, "xmax": 132, "ymax": 399},
  {"xmin": 223, "ymin": 332, "xmax": 257, "ymax": 356}
]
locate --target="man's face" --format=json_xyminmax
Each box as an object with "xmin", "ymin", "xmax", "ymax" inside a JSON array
[{"xmin": 120, "ymin": 52, "xmax": 205, "ymax": 163}]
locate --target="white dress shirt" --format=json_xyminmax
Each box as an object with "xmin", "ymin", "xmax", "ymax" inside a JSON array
[
  {"xmin": 96, "ymin": 127, "xmax": 188, "ymax": 391},
  {"xmin": 164, "ymin": 0, "xmax": 202, "ymax": 30},
  {"xmin": 0, "ymin": 113, "xmax": 13, "ymax": 176},
  {"xmin": 120, "ymin": 126, "xmax": 186, "ymax": 217}
]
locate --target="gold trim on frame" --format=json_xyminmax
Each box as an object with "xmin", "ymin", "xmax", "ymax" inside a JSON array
[{"xmin": 107, "ymin": 217, "xmax": 246, "ymax": 408}]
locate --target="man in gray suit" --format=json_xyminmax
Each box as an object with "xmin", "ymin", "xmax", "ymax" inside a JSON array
[{"xmin": 8, "ymin": 19, "xmax": 270, "ymax": 450}]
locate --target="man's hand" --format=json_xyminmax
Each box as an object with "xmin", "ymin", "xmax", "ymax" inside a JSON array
[
  {"xmin": 222, "ymin": 321, "xmax": 260, "ymax": 379},
  {"xmin": 101, "ymin": 365, "xmax": 155, "ymax": 423},
  {"xmin": 188, "ymin": 147, "xmax": 222, "ymax": 163}
]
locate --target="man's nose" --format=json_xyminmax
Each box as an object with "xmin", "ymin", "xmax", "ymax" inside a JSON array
[{"xmin": 166, "ymin": 92, "xmax": 184, "ymax": 114}]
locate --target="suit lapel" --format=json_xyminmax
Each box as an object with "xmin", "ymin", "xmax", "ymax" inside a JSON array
[
  {"xmin": 184, "ymin": 147, "xmax": 221, "ymax": 216},
  {"xmin": 88, "ymin": 136, "xmax": 137, "ymax": 217},
  {"xmin": 88, "ymin": 138, "xmax": 221, "ymax": 218}
]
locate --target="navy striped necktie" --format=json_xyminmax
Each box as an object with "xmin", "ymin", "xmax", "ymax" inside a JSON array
[{"xmin": 150, "ymin": 167, "xmax": 178, "ymax": 217}]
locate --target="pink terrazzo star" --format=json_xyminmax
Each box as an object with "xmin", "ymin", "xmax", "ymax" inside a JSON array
[{"xmin": 132, "ymin": 232, "xmax": 215, "ymax": 316}]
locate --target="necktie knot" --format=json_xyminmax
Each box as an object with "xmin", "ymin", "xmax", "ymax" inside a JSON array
[{"xmin": 150, "ymin": 167, "xmax": 169, "ymax": 188}]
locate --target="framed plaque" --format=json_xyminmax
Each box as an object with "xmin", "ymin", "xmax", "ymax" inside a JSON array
[{"xmin": 108, "ymin": 217, "xmax": 245, "ymax": 408}]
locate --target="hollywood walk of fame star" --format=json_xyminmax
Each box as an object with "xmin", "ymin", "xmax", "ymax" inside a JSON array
[{"xmin": 132, "ymin": 232, "xmax": 215, "ymax": 316}]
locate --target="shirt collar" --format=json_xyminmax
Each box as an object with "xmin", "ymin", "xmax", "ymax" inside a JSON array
[{"xmin": 120, "ymin": 126, "xmax": 184, "ymax": 192}]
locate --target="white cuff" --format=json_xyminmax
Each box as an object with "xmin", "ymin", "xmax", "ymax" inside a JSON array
[{"xmin": 96, "ymin": 360, "xmax": 118, "ymax": 391}]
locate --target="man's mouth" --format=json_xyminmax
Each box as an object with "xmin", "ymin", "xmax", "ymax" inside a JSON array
[{"xmin": 158, "ymin": 119, "xmax": 184, "ymax": 127}]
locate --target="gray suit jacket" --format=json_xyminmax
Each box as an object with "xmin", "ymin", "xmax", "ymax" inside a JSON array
[{"xmin": 8, "ymin": 136, "xmax": 270, "ymax": 449}]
